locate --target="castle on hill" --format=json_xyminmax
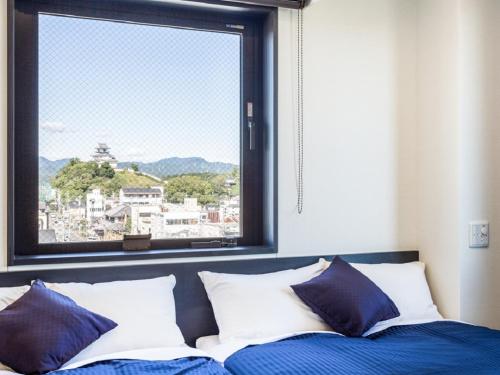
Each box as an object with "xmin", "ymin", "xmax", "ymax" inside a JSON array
[{"xmin": 92, "ymin": 143, "xmax": 118, "ymax": 169}]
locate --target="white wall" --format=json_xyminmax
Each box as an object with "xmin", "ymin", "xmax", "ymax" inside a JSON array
[
  {"xmin": 458, "ymin": 0, "xmax": 500, "ymax": 329},
  {"xmin": 416, "ymin": 0, "xmax": 500, "ymax": 327},
  {"xmin": 278, "ymin": 0, "xmax": 417, "ymax": 255},
  {"xmin": 0, "ymin": 0, "xmax": 419, "ymax": 271},
  {"xmin": 416, "ymin": 0, "xmax": 461, "ymax": 319}
]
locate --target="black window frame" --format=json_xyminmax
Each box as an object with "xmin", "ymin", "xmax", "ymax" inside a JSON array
[{"xmin": 8, "ymin": 0, "xmax": 278, "ymax": 265}]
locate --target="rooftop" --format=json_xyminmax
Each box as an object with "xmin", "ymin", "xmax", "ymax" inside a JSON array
[{"xmin": 105, "ymin": 205, "xmax": 131, "ymax": 218}]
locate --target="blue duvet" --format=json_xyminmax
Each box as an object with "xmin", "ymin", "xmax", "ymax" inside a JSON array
[
  {"xmin": 51, "ymin": 357, "xmax": 229, "ymax": 375},
  {"xmin": 225, "ymin": 321, "xmax": 500, "ymax": 375}
]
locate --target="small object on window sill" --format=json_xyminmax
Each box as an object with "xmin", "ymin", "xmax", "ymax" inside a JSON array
[{"xmin": 123, "ymin": 234, "xmax": 152, "ymax": 251}]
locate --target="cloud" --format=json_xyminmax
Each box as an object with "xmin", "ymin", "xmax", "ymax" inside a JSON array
[{"xmin": 40, "ymin": 121, "xmax": 66, "ymax": 133}]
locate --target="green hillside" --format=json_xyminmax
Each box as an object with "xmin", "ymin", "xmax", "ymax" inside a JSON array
[
  {"xmin": 112, "ymin": 171, "xmax": 159, "ymax": 188},
  {"xmin": 50, "ymin": 159, "xmax": 240, "ymax": 206},
  {"xmin": 51, "ymin": 159, "xmax": 160, "ymax": 203}
]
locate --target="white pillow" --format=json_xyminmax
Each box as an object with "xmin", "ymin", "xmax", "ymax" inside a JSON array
[
  {"xmin": 199, "ymin": 260, "xmax": 330, "ymax": 343},
  {"xmin": 45, "ymin": 276, "xmax": 185, "ymax": 366},
  {"xmin": 0, "ymin": 285, "xmax": 29, "ymax": 311},
  {"xmin": 350, "ymin": 262, "xmax": 442, "ymax": 322}
]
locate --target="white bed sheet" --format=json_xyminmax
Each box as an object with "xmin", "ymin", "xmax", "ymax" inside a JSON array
[
  {"xmin": 197, "ymin": 318, "xmax": 447, "ymax": 363},
  {"xmin": 0, "ymin": 345, "xmax": 213, "ymax": 374}
]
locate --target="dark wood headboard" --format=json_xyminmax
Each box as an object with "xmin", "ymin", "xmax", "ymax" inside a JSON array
[{"xmin": 0, "ymin": 251, "xmax": 418, "ymax": 346}]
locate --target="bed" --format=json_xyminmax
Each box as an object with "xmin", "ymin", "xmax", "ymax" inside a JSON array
[
  {"xmin": 11, "ymin": 250, "xmax": 495, "ymax": 375},
  {"xmin": 192, "ymin": 252, "xmax": 500, "ymax": 375},
  {"xmin": 0, "ymin": 275, "xmax": 231, "ymax": 375},
  {"xmin": 0, "ymin": 252, "xmax": 418, "ymax": 374},
  {"xmin": 222, "ymin": 321, "xmax": 500, "ymax": 374}
]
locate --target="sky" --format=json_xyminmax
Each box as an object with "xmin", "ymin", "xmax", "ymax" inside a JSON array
[{"xmin": 38, "ymin": 14, "xmax": 241, "ymax": 165}]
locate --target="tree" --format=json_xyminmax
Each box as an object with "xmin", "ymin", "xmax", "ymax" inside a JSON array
[
  {"xmin": 51, "ymin": 160, "xmax": 100, "ymax": 202},
  {"xmin": 230, "ymin": 167, "xmax": 239, "ymax": 179},
  {"xmin": 130, "ymin": 163, "xmax": 139, "ymax": 173},
  {"xmin": 98, "ymin": 162, "xmax": 115, "ymax": 179},
  {"xmin": 229, "ymin": 167, "xmax": 240, "ymax": 196},
  {"xmin": 166, "ymin": 175, "xmax": 216, "ymax": 206},
  {"xmin": 210, "ymin": 174, "xmax": 229, "ymax": 197}
]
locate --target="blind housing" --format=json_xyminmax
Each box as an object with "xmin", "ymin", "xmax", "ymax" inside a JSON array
[{"xmin": 199, "ymin": 0, "xmax": 307, "ymax": 9}]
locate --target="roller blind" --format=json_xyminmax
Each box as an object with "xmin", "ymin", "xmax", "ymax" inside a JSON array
[
  {"xmin": 220, "ymin": 0, "xmax": 306, "ymax": 8},
  {"xmin": 188, "ymin": 0, "xmax": 307, "ymax": 9}
]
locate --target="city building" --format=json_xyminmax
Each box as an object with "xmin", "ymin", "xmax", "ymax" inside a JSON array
[
  {"xmin": 119, "ymin": 187, "xmax": 163, "ymax": 206},
  {"xmin": 130, "ymin": 205, "xmax": 162, "ymax": 235},
  {"xmin": 67, "ymin": 200, "xmax": 86, "ymax": 220},
  {"xmin": 86, "ymin": 188, "xmax": 106, "ymax": 222},
  {"xmin": 105, "ymin": 205, "xmax": 131, "ymax": 225},
  {"xmin": 183, "ymin": 197, "xmax": 200, "ymax": 211}
]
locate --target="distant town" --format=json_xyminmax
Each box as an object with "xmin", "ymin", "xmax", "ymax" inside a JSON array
[{"xmin": 38, "ymin": 143, "xmax": 240, "ymax": 244}]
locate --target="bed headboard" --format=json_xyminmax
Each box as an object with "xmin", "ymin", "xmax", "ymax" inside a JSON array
[{"xmin": 0, "ymin": 250, "xmax": 418, "ymax": 346}]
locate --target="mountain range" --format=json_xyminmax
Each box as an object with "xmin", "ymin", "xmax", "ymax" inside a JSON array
[
  {"xmin": 39, "ymin": 156, "xmax": 237, "ymax": 183},
  {"xmin": 39, "ymin": 157, "xmax": 72, "ymax": 184},
  {"xmin": 118, "ymin": 157, "xmax": 237, "ymax": 178}
]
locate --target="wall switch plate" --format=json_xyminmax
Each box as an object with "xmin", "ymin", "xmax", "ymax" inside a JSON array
[{"xmin": 469, "ymin": 221, "xmax": 489, "ymax": 248}]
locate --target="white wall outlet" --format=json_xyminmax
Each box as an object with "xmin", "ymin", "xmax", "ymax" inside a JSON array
[{"xmin": 469, "ymin": 221, "xmax": 489, "ymax": 248}]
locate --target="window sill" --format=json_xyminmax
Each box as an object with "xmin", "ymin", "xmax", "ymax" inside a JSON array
[{"xmin": 10, "ymin": 246, "xmax": 277, "ymax": 266}]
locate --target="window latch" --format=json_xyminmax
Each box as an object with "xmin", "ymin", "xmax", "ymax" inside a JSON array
[
  {"xmin": 248, "ymin": 121, "xmax": 256, "ymax": 151},
  {"xmin": 248, "ymin": 102, "xmax": 256, "ymax": 151}
]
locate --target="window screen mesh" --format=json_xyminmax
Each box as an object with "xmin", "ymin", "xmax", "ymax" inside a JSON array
[{"xmin": 38, "ymin": 14, "xmax": 242, "ymax": 244}]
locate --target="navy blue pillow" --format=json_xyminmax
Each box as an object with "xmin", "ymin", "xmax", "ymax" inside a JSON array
[
  {"xmin": 0, "ymin": 280, "xmax": 117, "ymax": 374},
  {"xmin": 291, "ymin": 257, "xmax": 399, "ymax": 337}
]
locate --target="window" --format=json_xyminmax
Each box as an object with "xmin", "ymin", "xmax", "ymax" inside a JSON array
[{"xmin": 9, "ymin": 0, "xmax": 277, "ymax": 264}]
